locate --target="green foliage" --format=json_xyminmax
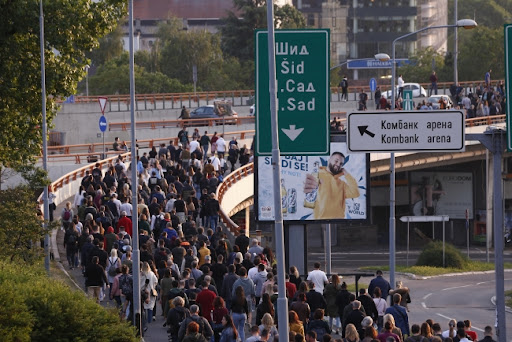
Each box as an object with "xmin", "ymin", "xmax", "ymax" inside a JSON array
[
  {"xmin": 0, "ymin": 260, "xmax": 137, "ymax": 341},
  {"xmin": 0, "ymin": 186, "xmax": 50, "ymax": 263},
  {"xmin": 0, "ymin": 0, "xmax": 126, "ymax": 169},
  {"xmin": 416, "ymin": 241, "xmax": 468, "ymax": 268},
  {"xmin": 399, "ymin": 47, "xmax": 446, "ymax": 83},
  {"xmin": 220, "ymin": 0, "xmax": 306, "ymax": 63},
  {"xmin": 89, "ymin": 54, "xmax": 194, "ymax": 95},
  {"xmin": 451, "ymin": 0, "xmax": 512, "ymax": 29},
  {"xmin": 87, "ymin": 23, "xmax": 125, "ymax": 67},
  {"xmin": 458, "ymin": 26, "xmax": 504, "ymax": 81}
]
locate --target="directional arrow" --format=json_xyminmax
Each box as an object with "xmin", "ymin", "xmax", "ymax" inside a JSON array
[
  {"xmin": 281, "ymin": 125, "xmax": 304, "ymax": 141},
  {"xmin": 358, "ymin": 125, "xmax": 375, "ymax": 138}
]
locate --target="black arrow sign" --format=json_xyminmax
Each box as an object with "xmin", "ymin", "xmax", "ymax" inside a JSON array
[{"xmin": 358, "ymin": 125, "xmax": 375, "ymax": 138}]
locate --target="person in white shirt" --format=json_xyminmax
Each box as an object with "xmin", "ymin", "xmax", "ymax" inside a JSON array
[
  {"xmin": 210, "ymin": 154, "xmax": 221, "ymax": 172},
  {"xmin": 397, "ymin": 75, "xmax": 404, "ymax": 99},
  {"xmin": 165, "ymin": 195, "xmax": 176, "ymax": 213},
  {"xmin": 307, "ymin": 262, "xmax": 328, "ymax": 294},
  {"xmin": 216, "ymin": 135, "xmax": 226, "ymax": 159},
  {"xmin": 189, "ymin": 139, "xmax": 200, "ymax": 153},
  {"xmin": 120, "ymin": 198, "xmax": 132, "ymax": 218}
]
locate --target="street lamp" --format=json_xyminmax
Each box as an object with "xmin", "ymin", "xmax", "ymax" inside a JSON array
[
  {"xmin": 84, "ymin": 65, "xmax": 90, "ymax": 97},
  {"xmin": 330, "ymin": 53, "xmax": 390, "ymax": 71},
  {"xmin": 388, "ymin": 19, "xmax": 477, "ymax": 288}
]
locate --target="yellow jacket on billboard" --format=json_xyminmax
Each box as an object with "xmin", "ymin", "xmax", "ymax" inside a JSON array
[{"xmin": 313, "ymin": 167, "xmax": 360, "ymax": 219}]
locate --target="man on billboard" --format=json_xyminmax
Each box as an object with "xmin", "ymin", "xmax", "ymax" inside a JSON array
[{"xmin": 303, "ymin": 152, "xmax": 360, "ymax": 219}]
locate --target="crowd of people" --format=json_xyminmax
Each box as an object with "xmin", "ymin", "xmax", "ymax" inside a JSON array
[{"xmin": 57, "ymin": 126, "xmax": 497, "ymax": 341}]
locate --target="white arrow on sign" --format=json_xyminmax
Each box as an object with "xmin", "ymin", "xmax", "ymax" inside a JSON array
[{"xmin": 281, "ymin": 125, "xmax": 304, "ymax": 141}]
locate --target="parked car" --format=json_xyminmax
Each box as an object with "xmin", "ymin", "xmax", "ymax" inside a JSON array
[
  {"xmin": 382, "ymin": 83, "xmax": 427, "ymax": 99},
  {"xmin": 187, "ymin": 101, "xmax": 238, "ymax": 126},
  {"xmin": 426, "ymin": 95, "xmax": 453, "ymax": 109}
]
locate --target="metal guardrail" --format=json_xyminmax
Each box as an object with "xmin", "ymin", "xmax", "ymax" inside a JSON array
[{"xmin": 216, "ymin": 162, "xmax": 255, "ymax": 233}]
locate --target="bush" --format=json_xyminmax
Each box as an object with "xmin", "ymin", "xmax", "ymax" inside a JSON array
[
  {"xmin": 416, "ymin": 241, "xmax": 468, "ymax": 268},
  {"xmin": 0, "ymin": 261, "xmax": 137, "ymax": 342}
]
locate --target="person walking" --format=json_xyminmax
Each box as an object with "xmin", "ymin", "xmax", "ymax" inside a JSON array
[
  {"xmin": 340, "ymin": 75, "xmax": 349, "ymax": 101},
  {"xmin": 429, "ymin": 71, "xmax": 438, "ymax": 96}
]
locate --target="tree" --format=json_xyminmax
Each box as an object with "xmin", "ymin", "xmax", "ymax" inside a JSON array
[
  {"xmin": 89, "ymin": 54, "xmax": 193, "ymax": 95},
  {"xmin": 398, "ymin": 47, "xmax": 446, "ymax": 84},
  {"xmin": 0, "ymin": 186, "xmax": 50, "ymax": 263},
  {"xmin": 220, "ymin": 0, "xmax": 306, "ymax": 63},
  {"xmin": 0, "ymin": 0, "xmax": 126, "ymax": 170},
  {"xmin": 457, "ymin": 26, "xmax": 504, "ymax": 82},
  {"xmin": 0, "ymin": 260, "xmax": 138, "ymax": 341},
  {"xmin": 87, "ymin": 23, "xmax": 125, "ymax": 67},
  {"xmin": 450, "ymin": 0, "xmax": 512, "ymax": 30}
]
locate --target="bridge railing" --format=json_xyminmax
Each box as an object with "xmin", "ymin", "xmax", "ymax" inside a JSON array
[
  {"xmin": 38, "ymin": 152, "xmax": 131, "ymax": 213},
  {"xmin": 57, "ymin": 80, "xmax": 495, "ymax": 110},
  {"xmin": 216, "ymin": 162, "xmax": 255, "ymax": 234}
]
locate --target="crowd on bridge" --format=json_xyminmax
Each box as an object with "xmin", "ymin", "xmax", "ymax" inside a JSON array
[{"xmin": 56, "ymin": 126, "xmax": 497, "ymax": 341}]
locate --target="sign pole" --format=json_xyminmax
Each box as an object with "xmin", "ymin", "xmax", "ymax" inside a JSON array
[
  {"xmin": 102, "ymin": 132, "xmax": 105, "ymax": 160},
  {"xmin": 266, "ymin": 1, "xmax": 289, "ymax": 339}
]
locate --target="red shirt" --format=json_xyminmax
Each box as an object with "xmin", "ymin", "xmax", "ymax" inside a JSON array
[
  {"xmin": 117, "ymin": 216, "xmax": 133, "ymax": 236},
  {"xmin": 286, "ymin": 281, "xmax": 297, "ymax": 299},
  {"xmin": 195, "ymin": 288, "xmax": 216, "ymax": 321}
]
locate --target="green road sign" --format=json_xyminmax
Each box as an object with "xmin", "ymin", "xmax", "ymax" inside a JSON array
[
  {"xmin": 506, "ymin": 24, "xmax": 512, "ymax": 151},
  {"xmin": 255, "ymin": 30, "xmax": 330, "ymax": 156},
  {"xmin": 403, "ymin": 90, "xmax": 414, "ymax": 110}
]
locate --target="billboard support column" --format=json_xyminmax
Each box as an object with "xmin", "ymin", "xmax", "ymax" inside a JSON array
[{"xmin": 325, "ymin": 224, "xmax": 332, "ymax": 275}]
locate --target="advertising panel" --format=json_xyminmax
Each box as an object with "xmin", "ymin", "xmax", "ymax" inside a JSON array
[
  {"xmin": 257, "ymin": 142, "xmax": 368, "ymax": 221},
  {"xmin": 410, "ymin": 172, "xmax": 473, "ymax": 219}
]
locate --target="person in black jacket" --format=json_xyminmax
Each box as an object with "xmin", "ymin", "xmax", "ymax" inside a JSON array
[
  {"xmin": 357, "ymin": 288, "xmax": 379, "ymax": 323},
  {"xmin": 306, "ymin": 281, "xmax": 327, "ymax": 320},
  {"xmin": 166, "ymin": 296, "xmax": 191, "ymax": 342},
  {"xmin": 85, "ymin": 256, "xmax": 109, "ymax": 303}
]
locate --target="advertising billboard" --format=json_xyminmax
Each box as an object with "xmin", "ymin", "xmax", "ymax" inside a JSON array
[
  {"xmin": 256, "ymin": 142, "xmax": 368, "ymax": 222},
  {"xmin": 410, "ymin": 172, "xmax": 473, "ymax": 219}
]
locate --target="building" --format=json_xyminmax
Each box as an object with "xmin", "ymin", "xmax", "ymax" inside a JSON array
[
  {"xmin": 294, "ymin": 0, "xmax": 448, "ymax": 80},
  {"xmin": 122, "ymin": 0, "xmax": 293, "ymax": 52}
]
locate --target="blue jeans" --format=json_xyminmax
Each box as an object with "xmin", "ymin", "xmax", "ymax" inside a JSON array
[
  {"xmin": 202, "ymin": 145, "xmax": 209, "ymax": 159},
  {"xmin": 209, "ymin": 215, "xmax": 219, "ymax": 230},
  {"xmin": 231, "ymin": 312, "xmax": 246, "ymax": 342},
  {"xmin": 146, "ymin": 308, "xmax": 153, "ymax": 324}
]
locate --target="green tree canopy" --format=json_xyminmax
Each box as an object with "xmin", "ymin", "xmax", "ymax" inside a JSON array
[
  {"xmin": 398, "ymin": 47, "xmax": 446, "ymax": 84},
  {"xmin": 89, "ymin": 54, "xmax": 193, "ymax": 95},
  {"xmin": 0, "ymin": 0, "xmax": 126, "ymax": 170},
  {"xmin": 220, "ymin": 0, "xmax": 306, "ymax": 62}
]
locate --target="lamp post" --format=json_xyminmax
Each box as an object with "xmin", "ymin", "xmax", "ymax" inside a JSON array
[
  {"xmin": 85, "ymin": 65, "xmax": 90, "ymax": 97},
  {"xmin": 329, "ymin": 53, "xmax": 390, "ymax": 71},
  {"xmin": 389, "ymin": 19, "xmax": 477, "ymax": 288}
]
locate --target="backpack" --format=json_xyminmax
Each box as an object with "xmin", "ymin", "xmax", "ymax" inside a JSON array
[
  {"xmin": 67, "ymin": 233, "xmax": 77, "ymax": 246},
  {"xmin": 63, "ymin": 209, "xmax": 71, "ymax": 221},
  {"xmin": 119, "ymin": 274, "xmax": 133, "ymax": 298},
  {"xmin": 108, "ymin": 257, "xmax": 119, "ymax": 277}
]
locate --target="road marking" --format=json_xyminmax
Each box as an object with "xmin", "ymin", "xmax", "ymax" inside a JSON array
[
  {"xmin": 472, "ymin": 326, "xmax": 484, "ymax": 332},
  {"xmin": 441, "ymin": 284, "xmax": 472, "ymax": 291},
  {"xmin": 423, "ymin": 293, "xmax": 432, "ymax": 300},
  {"xmin": 421, "ymin": 302, "xmax": 427, "ymax": 309},
  {"xmin": 436, "ymin": 313, "xmax": 452, "ymax": 320}
]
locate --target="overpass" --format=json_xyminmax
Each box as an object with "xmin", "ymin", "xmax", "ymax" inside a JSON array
[{"xmin": 39, "ymin": 113, "xmax": 510, "ymax": 236}]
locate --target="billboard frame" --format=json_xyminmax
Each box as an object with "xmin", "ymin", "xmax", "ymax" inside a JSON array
[{"xmin": 254, "ymin": 134, "xmax": 371, "ymax": 224}]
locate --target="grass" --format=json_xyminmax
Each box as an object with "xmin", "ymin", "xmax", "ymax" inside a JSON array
[
  {"xmin": 360, "ymin": 260, "xmax": 512, "ymax": 277},
  {"xmin": 50, "ymin": 260, "xmax": 83, "ymax": 291}
]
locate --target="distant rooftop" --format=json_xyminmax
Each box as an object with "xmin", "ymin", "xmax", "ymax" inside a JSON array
[{"xmin": 133, "ymin": 0, "xmax": 238, "ymax": 20}]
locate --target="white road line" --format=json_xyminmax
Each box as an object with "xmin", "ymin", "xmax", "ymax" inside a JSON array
[
  {"xmin": 441, "ymin": 284, "xmax": 472, "ymax": 291},
  {"xmin": 436, "ymin": 313, "xmax": 453, "ymax": 320},
  {"xmin": 423, "ymin": 293, "xmax": 432, "ymax": 300},
  {"xmin": 421, "ymin": 302, "xmax": 427, "ymax": 309},
  {"xmin": 472, "ymin": 326, "xmax": 484, "ymax": 332}
]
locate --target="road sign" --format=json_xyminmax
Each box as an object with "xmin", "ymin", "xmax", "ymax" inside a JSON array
[
  {"xmin": 98, "ymin": 97, "xmax": 108, "ymax": 114},
  {"xmin": 99, "ymin": 116, "xmax": 107, "ymax": 132},
  {"xmin": 403, "ymin": 90, "xmax": 413, "ymax": 110},
  {"xmin": 369, "ymin": 78, "xmax": 377, "ymax": 92},
  {"xmin": 347, "ymin": 58, "xmax": 410, "ymax": 69},
  {"xmin": 255, "ymin": 29, "xmax": 330, "ymax": 156},
  {"xmin": 506, "ymin": 24, "xmax": 512, "ymax": 151},
  {"xmin": 347, "ymin": 111, "xmax": 465, "ymax": 152}
]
